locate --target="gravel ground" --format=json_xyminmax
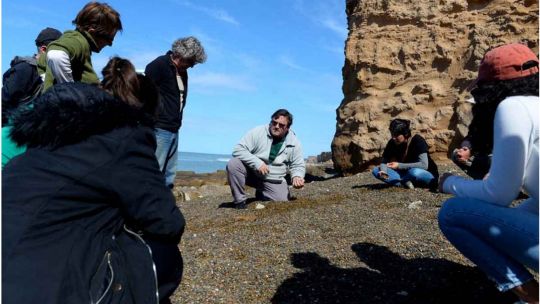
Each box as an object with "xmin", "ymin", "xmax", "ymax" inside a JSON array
[{"xmin": 170, "ymin": 164, "xmax": 521, "ymax": 304}]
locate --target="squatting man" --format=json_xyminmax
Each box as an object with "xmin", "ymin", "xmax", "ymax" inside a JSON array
[{"xmin": 226, "ymin": 109, "xmax": 306, "ymax": 209}]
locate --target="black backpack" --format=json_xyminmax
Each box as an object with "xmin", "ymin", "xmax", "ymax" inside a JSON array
[{"xmin": 1, "ymin": 56, "xmax": 43, "ymax": 125}]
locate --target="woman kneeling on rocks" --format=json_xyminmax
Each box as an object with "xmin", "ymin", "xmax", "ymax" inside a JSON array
[
  {"xmin": 2, "ymin": 57, "xmax": 184, "ymax": 304},
  {"xmin": 438, "ymin": 43, "xmax": 539, "ymax": 303},
  {"xmin": 372, "ymin": 118, "xmax": 439, "ymax": 190}
]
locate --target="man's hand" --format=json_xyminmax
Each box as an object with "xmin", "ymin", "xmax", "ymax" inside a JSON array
[
  {"xmin": 258, "ymin": 163, "xmax": 269, "ymax": 175},
  {"xmin": 386, "ymin": 162, "xmax": 399, "ymax": 170},
  {"xmin": 378, "ymin": 170, "xmax": 389, "ymax": 180},
  {"xmin": 292, "ymin": 176, "xmax": 305, "ymax": 189},
  {"xmin": 438, "ymin": 173, "xmax": 454, "ymax": 193}
]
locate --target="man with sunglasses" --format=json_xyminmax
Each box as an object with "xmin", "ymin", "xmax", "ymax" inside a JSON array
[
  {"xmin": 226, "ymin": 109, "xmax": 306, "ymax": 209},
  {"xmin": 145, "ymin": 36, "xmax": 207, "ymax": 189}
]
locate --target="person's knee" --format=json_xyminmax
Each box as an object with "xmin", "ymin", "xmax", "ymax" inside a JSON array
[
  {"xmin": 438, "ymin": 197, "xmax": 464, "ymax": 229},
  {"xmin": 226, "ymin": 157, "xmax": 243, "ymax": 173},
  {"xmin": 274, "ymin": 191, "xmax": 289, "ymax": 202},
  {"xmin": 408, "ymin": 168, "xmax": 424, "ymax": 178},
  {"xmin": 371, "ymin": 167, "xmax": 380, "ymax": 178}
]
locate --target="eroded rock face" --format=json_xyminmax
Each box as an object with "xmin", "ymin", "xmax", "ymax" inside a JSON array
[{"xmin": 333, "ymin": 0, "xmax": 538, "ymax": 174}]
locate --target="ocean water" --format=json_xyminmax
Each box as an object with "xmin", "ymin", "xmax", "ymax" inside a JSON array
[{"xmin": 177, "ymin": 151, "xmax": 230, "ymax": 174}]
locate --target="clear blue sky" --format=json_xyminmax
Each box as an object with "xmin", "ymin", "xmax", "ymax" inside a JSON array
[{"xmin": 2, "ymin": 0, "xmax": 347, "ymax": 157}]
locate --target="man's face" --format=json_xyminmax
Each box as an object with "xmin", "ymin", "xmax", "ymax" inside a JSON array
[
  {"xmin": 456, "ymin": 147, "xmax": 472, "ymax": 161},
  {"xmin": 391, "ymin": 133, "xmax": 406, "ymax": 144},
  {"xmin": 269, "ymin": 115, "xmax": 290, "ymax": 139},
  {"xmin": 91, "ymin": 29, "xmax": 117, "ymax": 52},
  {"xmin": 171, "ymin": 55, "xmax": 196, "ymax": 71}
]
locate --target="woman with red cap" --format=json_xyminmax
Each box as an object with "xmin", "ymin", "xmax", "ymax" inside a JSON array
[{"xmin": 438, "ymin": 43, "xmax": 539, "ymax": 303}]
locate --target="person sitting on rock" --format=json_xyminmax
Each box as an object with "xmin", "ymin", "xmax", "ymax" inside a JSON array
[
  {"xmin": 451, "ymin": 137, "xmax": 491, "ymax": 180},
  {"xmin": 438, "ymin": 43, "xmax": 539, "ymax": 304},
  {"xmin": 226, "ymin": 109, "xmax": 306, "ymax": 209},
  {"xmin": 372, "ymin": 118, "xmax": 439, "ymax": 190}
]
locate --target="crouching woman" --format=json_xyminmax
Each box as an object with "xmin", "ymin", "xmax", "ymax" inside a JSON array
[
  {"xmin": 2, "ymin": 57, "xmax": 184, "ymax": 304},
  {"xmin": 438, "ymin": 43, "xmax": 539, "ymax": 303}
]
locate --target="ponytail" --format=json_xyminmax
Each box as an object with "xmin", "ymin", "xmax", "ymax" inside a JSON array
[{"xmin": 101, "ymin": 56, "xmax": 159, "ymax": 115}]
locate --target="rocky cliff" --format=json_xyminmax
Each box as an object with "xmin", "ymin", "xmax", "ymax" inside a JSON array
[{"xmin": 332, "ymin": 0, "xmax": 538, "ymax": 174}]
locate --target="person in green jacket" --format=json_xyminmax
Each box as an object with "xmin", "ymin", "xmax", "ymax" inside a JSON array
[{"xmin": 43, "ymin": 1, "xmax": 122, "ymax": 91}]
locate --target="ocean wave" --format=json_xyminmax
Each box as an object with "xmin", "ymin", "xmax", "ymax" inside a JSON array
[{"xmin": 217, "ymin": 158, "xmax": 230, "ymax": 162}]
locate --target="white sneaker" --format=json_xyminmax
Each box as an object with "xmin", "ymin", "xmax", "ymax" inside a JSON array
[{"xmin": 403, "ymin": 181, "xmax": 415, "ymax": 190}]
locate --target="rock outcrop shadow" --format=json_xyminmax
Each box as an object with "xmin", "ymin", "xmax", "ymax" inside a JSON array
[{"xmin": 272, "ymin": 242, "xmax": 518, "ymax": 304}]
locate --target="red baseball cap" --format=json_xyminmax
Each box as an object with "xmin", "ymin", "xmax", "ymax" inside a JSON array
[{"xmin": 472, "ymin": 43, "xmax": 539, "ymax": 88}]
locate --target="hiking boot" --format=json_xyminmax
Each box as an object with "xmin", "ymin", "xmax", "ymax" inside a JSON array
[
  {"xmin": 403, "ymin": 181, "xmax": 415, "ymax": 190},
  {"xmin": 234, "ymin": 201, "xmax": 247, "ymax": 209}
]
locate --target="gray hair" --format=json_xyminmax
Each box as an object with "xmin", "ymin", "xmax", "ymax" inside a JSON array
[{"xmin": 171, "ymin": 36, "xmax": 207, "ymax": 64}]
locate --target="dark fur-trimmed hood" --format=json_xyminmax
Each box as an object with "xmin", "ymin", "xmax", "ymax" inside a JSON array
[{"xmin": 10, "ymin": 82, "xmax": 154, "ymax": 148}]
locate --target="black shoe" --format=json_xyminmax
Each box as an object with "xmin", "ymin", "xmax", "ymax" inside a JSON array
[{"xmin": 234, "ymin": 201, "xmax": 247, "ymax": 209}]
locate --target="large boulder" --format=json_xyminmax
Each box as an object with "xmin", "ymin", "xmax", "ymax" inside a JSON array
[{"xmin": 333, "ymin": 0, "xmax": 538, "ymax": 174}]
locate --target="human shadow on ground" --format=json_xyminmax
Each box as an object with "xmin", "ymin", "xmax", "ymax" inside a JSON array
[
  {"xmin": 352, "ymin": 183, "xmax": 393, "ymax": 190},
  {"xmin": 272, "ymin": 242, "xmax": 518, "ymax": 304}
]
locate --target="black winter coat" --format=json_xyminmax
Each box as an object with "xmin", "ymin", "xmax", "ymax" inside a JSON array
[
  {"xmin": 145, "ymin": 51, "xmax": 188, "ymax": 132},
  {"xmin": 2, "ymin": 83, "xmax": 185, "ymax": 304}
]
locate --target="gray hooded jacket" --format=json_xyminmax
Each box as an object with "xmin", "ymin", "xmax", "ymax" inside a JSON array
[{"xmin": 232, "ymin": 125, "xmax": 305, "ymax": 182}]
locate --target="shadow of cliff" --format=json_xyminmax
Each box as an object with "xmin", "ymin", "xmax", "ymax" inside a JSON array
[{"xmin": 271, "ymin": 243, "xmax": 518, "ymax": 304}]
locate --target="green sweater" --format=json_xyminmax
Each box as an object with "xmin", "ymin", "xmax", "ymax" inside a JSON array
[
  {"xmin": 36, "ymin": 54, "xmax": 47, "ymax": 76},
  {"xmin": 43, "ymin": 30, "xmax": 99, "ymax": 91}
]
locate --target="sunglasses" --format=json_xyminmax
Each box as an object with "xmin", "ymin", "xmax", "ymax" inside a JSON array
[{"xmin": 271, "ymin": 120, "xmax": 288, "ymax": 128}]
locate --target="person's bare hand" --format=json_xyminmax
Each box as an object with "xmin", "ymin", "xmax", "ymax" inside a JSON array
[
  {"xmin": 438, "ymin": 173, "xmax": 454, "ymax": 193},
  {"xmin": 258, "ymin": 163, "xmax": 269, "ymax": 175},
  {"xmin": 378, "ymin": 170, "xmax": 389, "ymax": 180},
  {"xmin": 292, "ymin": 176, "xmax": 305, "ymax": 189},
  {"xmin": 387, "ymin": 162, "xmax": 399, "ymax": 170}
]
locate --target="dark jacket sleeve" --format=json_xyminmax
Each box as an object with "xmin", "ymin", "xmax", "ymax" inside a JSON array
[{"xmin": 109, "ymin": 127, "xmax": 185, "ymax": 243}]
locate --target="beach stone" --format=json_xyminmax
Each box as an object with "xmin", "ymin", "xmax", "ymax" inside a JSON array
[
  {"xmin": 408, "ymin": 200, "xmax": 423, "ymax": 209},
  {"xmin": 255, "ymin": 203, "xmax": 266, "ymax": 210}
]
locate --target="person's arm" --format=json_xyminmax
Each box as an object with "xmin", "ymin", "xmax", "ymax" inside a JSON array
[
  {"xmin": 46, "ymin": 50, "xmax": 74, "ymax": 83},
  {"xmin": 288, "ymin": 140, "xmax": 306, "ymax": 179},
  {"xmin": 144, "ymin": 59, "xmax": 163, "ymax": 85},
  {"xmin": 397, "ymin": 152, "xmax": 429, "ymax": 170},
  {"xmin": 232, "ymin": 127, "xmax": 266, "ymax": 171},
  {"xmin": 108, "ymin": 129, "xmax": 185, "ymax": 242},
  {"xmin": 443, "ymin": 100, "xmax": 529, "ymax": 205}
]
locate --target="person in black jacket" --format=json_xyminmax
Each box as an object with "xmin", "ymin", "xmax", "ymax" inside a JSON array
[
  {"xmin": 372, "ymin": 118, "xmax": 439, "ymax": 190},
  {"xmin": 451, "ymin": 137, "xmax": 491, "ymax": 180},
  {"xmin": 2, "ymin": 27, "xmax": 62, "ymax": 125},
  {"xmin": 2, "ymin": 57, "xmax": 185, "ymax": 304},
  {"xmin": 145, "ymin": 36, "xmax": 207, "ymax": 188}
]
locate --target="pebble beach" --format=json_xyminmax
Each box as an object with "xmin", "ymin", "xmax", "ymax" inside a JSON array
[{"xmin": 170, "ymin": 164, "xmax": 522, "ymax": 304}]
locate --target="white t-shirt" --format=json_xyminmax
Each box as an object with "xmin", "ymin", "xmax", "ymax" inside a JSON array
[{"xmin": 444, "ymin": 95, "xmax": 539, "ymax": 214}]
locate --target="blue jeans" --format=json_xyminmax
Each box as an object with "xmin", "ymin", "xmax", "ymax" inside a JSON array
[
  {"xmin": 438, "ymin": 197, "xmax": 539, "ymax": 291},
  {"xmin": 372, "ymin": 166, "xmax": 435, "ymax": 188},
  {"xmin": 154, "ymin": 128, "xmax": 178, "ymax": 188}
]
